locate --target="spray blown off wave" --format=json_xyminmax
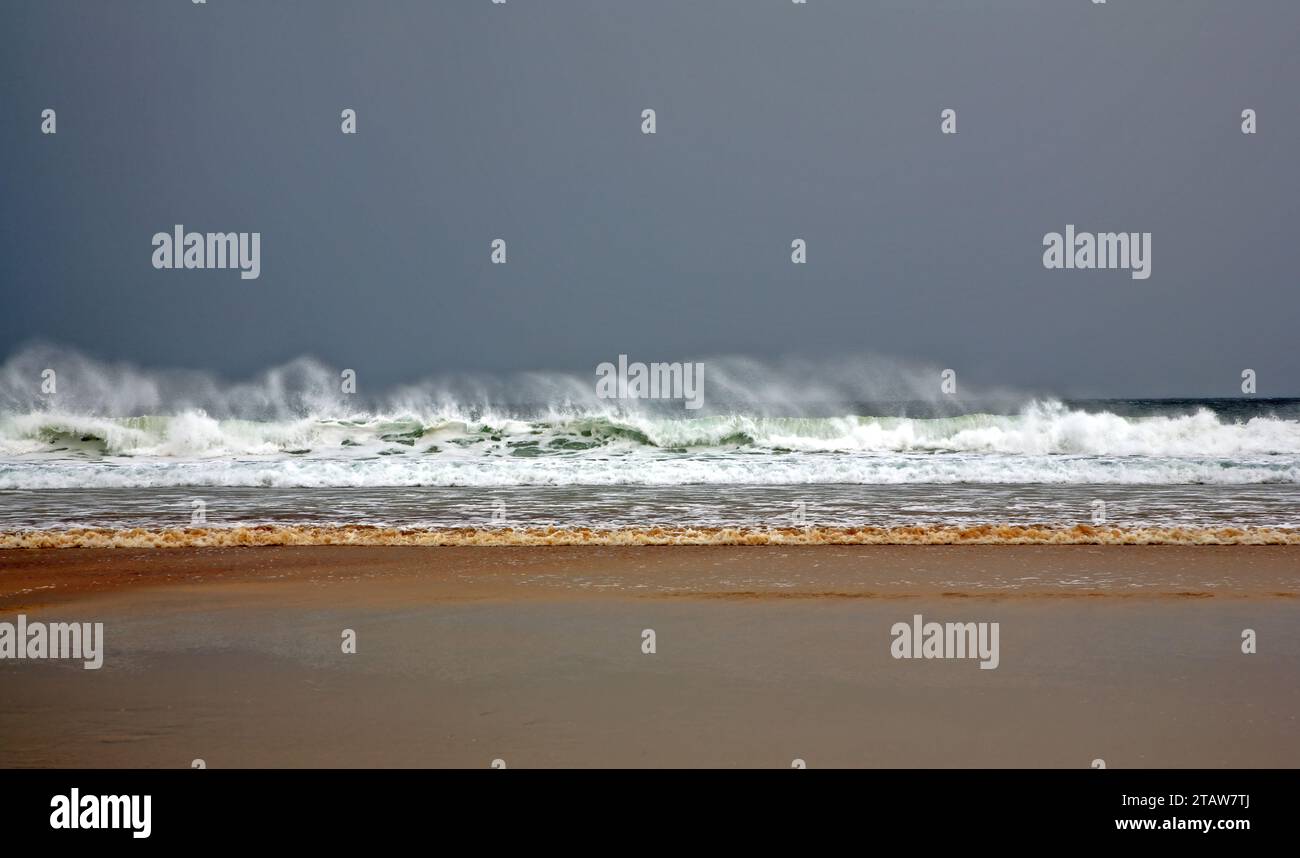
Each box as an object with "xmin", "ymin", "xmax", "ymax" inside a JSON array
[
  {"xmin": 3, "ymin": 346, "xmax": 1300, "ymax": 495},
  {"xmin": 3, "ymin": 523, "xmax": 1299, "ymax": 549}
]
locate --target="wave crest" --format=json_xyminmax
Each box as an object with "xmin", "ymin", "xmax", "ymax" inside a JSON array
[{"xmin": 3, "ymin": 402, "xmax": 1300, "ymax": 459}]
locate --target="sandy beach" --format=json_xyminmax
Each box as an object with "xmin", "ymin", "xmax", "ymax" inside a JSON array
[{"xmin": 3, "ymin": 545, "xmax": 1298, "ymax": 768}]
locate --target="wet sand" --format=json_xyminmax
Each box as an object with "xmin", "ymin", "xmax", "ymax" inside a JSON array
[{"xmin": 2, "ymin": 545, "xmax": 1299, "ymax": 767}]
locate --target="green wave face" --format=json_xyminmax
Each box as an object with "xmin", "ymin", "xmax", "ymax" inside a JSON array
[{"xmin": 4, "ymin": 403, "xmax": 1300, "ymax": 460}]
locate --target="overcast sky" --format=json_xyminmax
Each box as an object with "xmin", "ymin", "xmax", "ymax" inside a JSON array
[{"xmin": 2, "ymin": 1, "xmax": 1297, "ymax": 397}]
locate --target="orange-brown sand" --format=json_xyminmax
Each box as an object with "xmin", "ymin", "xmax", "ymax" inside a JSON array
[
  {"xmin": 2, "ymin": 545, "xmax": 1298, "ymax": 767},
  {"xmin": 2, "ymin": 544, "xmax": 1299, "ymax": 611}
]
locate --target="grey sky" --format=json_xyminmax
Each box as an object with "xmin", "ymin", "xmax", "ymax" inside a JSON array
[{"xmin": 2, "ymin": 0, "xmax": 1297, "ymax": 397}]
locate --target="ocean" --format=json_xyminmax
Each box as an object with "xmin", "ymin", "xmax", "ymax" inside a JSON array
[{"xmin": 2, "ymin": 395, "xmax": 1298, "ymax": 543}]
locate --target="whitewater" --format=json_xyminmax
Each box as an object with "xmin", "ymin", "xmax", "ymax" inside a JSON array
[
  {"xmin": 2, "ymin": 400, "xmax": 1300, "ymax": 489},
  {"xmin": 3, "ymin": 349, "xmax": 1298, "ymax": 539}
]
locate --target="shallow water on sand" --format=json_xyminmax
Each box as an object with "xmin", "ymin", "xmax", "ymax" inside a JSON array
[{"xmin": 2, "ymin": 483, "xmax": 1298, "ymax": 533}]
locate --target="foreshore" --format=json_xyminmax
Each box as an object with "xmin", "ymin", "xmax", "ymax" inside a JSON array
[{"xmin": 2, "ymin": 545, "xmax": 1298, "ymax": 767}]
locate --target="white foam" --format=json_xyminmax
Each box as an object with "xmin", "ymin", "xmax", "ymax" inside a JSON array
[{"xmin": 4, "ymin": 347, "xmax": 1299, "ymax": 488}]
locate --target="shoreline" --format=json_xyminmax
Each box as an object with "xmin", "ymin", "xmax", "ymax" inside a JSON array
[{"xmin": 3, "ymin": 523, "xmax": 1300, "ymax": 550}]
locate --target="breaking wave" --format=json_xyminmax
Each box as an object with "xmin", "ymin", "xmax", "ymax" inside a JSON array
[
  {"xmin": 3, "ymin": 403, "xmax": 1300, "ymax": 457},
  {"xmin": 1, "ymin": 404, "xmax": 1299, "ymax": 488},
  {"xmin": 3, "ymin": 345, "xmax": 1299, "ymax": 488}
]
